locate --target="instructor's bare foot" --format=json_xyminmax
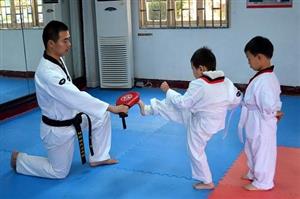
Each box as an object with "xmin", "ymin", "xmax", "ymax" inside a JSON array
[
  {"xmin": 243, "ymin": 183, "xmax": 266, "ymax": 191},
  {"xmin": 137, "ymin": 100, "xmax": 145, "ymax": 116},
  {"xmin": 193, "ymin": 182, "xmax": 215, "ymax": 190},
  {"xmin": 90, "ymin": 159, "xmax": 118, "ymax": 167},
  {"xmin": 10, "ymin": 151, "xmax": 19, "ymax": 171}
]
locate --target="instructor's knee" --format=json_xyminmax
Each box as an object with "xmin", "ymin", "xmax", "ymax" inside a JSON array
[{"xmin": 52, "ymin": 168, "xmax": 70, "ymax": 179}]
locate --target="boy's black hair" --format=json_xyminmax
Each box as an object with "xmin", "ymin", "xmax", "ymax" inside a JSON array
[
  {"xmin": 190, "ymin": 47, "xmax": 216, "ymax": 71},
  {"xmin": 244, "ymin": 36, "xmax": 273, "ymax": 58},
  {"xmin": 42, "ymin": 20, "xmax": 69, "ymax": 49}
]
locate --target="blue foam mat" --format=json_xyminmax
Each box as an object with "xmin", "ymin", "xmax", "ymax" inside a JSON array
[{"xmin": 0, "ymin": 88, "xmax": 299, "ymax": 199}]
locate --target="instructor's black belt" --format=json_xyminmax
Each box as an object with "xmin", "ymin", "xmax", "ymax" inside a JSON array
[{"xmin": 42, "ymin": 113, "xmax": 94, "ymax": 164}]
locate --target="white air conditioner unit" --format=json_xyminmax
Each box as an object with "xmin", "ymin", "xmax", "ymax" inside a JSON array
[{"xmin": 95, "ymin": 0, "xmax": 134, "ymax": 88}]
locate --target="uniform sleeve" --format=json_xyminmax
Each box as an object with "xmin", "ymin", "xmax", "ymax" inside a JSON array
[
  {"xmin": 42, "ymin": 72, "xmax": 109, "ymax": 119},
  {"xmin": 256, "ymin": 80, "xmax": 282, "ymax": 120},
  {"xmin": 226, "ymin": 79, "xmax": 243, "ymax": 110},
  {"xmin": 166, "ymin": 81, "xmax": 203, "ymax": 109}
]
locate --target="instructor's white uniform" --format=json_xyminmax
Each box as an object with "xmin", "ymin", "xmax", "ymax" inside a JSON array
[
  {"xmin": 16, "ymin": 53, "xmax": 112, "ymax": 179},
  {"xmin": 238, "ymin": 66, "xmax": 281, "ymax": 190},
  {"xmin": 144, "ymin": 71, "xmax": 242, "ymax": 184}
]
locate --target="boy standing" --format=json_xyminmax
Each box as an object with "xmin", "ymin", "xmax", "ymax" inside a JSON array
[
  {"xmin": 239, "ymin": 36, "xmax": 283, "ymax": 191},
  {"xmin": 138, "ymin": 47, "xmax": 242, "ymax": 189}
]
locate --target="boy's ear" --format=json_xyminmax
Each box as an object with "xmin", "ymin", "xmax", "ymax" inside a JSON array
[
  {"xmin": 200, "ymin": 65, "xmax": 208, "ymax": 72},
  {"xmin": 257, "ymin": 53, "xmax": 265, "ymax": 60}
]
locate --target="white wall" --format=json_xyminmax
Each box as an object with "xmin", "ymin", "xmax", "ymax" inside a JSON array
[
  {"xmin": 1, "ymin": 1, "xmax": 299, "ymax": 87},
  {"xmin": 297, "ymin": 4, "xmax": 300, "ymax": 86},
  {"xmin": 0, "ymin": 29, "xmax": 43, "ymax": 71},
  {"xmin": 131, "ymin": 1, "xmax": 300, "ymax": 86}
]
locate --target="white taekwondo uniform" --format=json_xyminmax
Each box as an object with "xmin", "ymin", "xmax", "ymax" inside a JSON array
[
  {"xmin": 238, "ymin": 66, "xmax": 281, "ymax": 190},
  {"xmin": 144, "ymin": 71, "xmax": 242, "ymax": 184},
  {"xmin": 16, "ymin": 52, "xmax": 112, "ymax": 179}
]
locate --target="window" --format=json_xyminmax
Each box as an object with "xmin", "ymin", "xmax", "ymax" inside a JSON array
[
  {"xmin": 139, "ymin": 0, "xmax": 229, "ymax": 29},
  {"xmin": 0, "ymin": 0, "xmax": 43, "ymax": 29}
]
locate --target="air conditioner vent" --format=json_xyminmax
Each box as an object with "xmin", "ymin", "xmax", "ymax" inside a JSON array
[{"xmin": 95, "ymin": 0, "xmax": 133, "ymax": 88}]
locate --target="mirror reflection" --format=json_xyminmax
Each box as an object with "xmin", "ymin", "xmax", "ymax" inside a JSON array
[{"xmin": 0, "ymin": 0, "xmax": 44, "ymax": 104}]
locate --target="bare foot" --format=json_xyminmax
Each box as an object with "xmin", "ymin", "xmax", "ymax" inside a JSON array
[
  {"xmin": 193, "ymin": 182, "xmax": 215, "ymax": 190},
  {"xmin": 276, "ymin": 111, "xmax": 284, "ymax": 121},
  {"xmin": 137, "ymin": 100, "xmax": 146, "ymax": 116},
  {"xmin": 11, "ymin": 151, "xmax": 19, "ymax": 171},
  {"xmin": 243, "ymin": 183, "xmax": 265, "ymax": 191},
  {"xmin": 241, "ymin": 174, "xmax": 253, "ymax": 181},
  {"xmin": 90, "ymin": 159, "xmax": 118, "ymax": 167}
]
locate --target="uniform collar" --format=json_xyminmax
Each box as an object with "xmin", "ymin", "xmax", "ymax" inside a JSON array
[
  {"xmin": 43, "ymin": 51, "xmax": 64, "ymax": 68},
  {"xmin": 200, "ymin": 70, "xmax": 225, "ymax": 84},
  {"xmin": 248, "ymin": 65, "xmax": 274, "ymax": 85},
  {"xmin": 43, "ymin": 51, "xmax": 71, "ymax": 81}
]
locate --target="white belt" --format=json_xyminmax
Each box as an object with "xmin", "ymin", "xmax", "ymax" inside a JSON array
[{"xmin": 238, "ymin": 103, "xmax": 259, "ymax": 143}]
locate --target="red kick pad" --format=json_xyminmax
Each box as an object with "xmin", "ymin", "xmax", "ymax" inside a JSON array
[{"xmin": 209, "ymin": 147, "xmax": 300, "ymax": 199}]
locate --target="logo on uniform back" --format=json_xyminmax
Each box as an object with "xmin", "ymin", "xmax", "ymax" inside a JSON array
[{"xmin": 59, "ymin": 78, "xmax": 66, "ymax": 85}]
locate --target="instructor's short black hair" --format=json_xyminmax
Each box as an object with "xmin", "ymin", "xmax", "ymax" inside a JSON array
[
  {"xmin": 190, "ymin": 47, "xmax": 216, "ymax": 71},
  {"xmin": 42, "ymin": 20, "xmax": 69, "ymax": 49},
  {"xmin": 244, "ymin": 36, "xmax": 274, "ymax": 59}
]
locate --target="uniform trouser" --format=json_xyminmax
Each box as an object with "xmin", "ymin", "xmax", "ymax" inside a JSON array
[
  {"xmin": 145, "ymin": 98, "xmax": 213, "ymax": 184},
  {"xmin": 244, "ymin": 128, "xmax": 277, "ymax": 189},
  {"xmin": 16, "ymin": 112, "xmax": 112, "ymax": 179}
]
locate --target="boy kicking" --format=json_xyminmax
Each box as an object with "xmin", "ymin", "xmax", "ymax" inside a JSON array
[{"xmin": 138, "ymin": 47, "xmax": 242, "ymax": 190}]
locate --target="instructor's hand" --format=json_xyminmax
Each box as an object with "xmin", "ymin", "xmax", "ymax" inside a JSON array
[
  {"xmin": 160, "ymin": 81, "xmax": 170, "ymax": 92},
  {"xmin": 107, "ymin": 105, "xmax": 129, "ymax": 114}
]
